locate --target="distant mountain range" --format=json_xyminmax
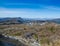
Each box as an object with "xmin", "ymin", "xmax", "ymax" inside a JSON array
[
  {"xmin": 0, "ymin": 17, "xmax": 60, "ymax": 25},
  {"xmin": 0, "ymin": 17, "xmax": 24, "ymax": 25},
  {"xmin": 47, "ymin": 18, "xmax": 60, "ymax": 24}
]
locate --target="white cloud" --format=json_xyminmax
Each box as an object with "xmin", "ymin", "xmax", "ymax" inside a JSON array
[
  {"xmin": 0, "ymin": 7, "xmax": 60, "ymax": 18},
  {"xmin": 42, "ymin": 5, "xmax": 60, "ymax": 11}
]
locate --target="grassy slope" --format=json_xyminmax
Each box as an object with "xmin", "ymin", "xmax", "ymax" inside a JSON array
[{"xmin": 0, "ymin": 23, "xmax": 60, "ymax": 46}]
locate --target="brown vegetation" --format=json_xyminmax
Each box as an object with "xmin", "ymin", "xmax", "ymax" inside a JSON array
[{"xmin": 0, "ymin": 23, "xmax": 60, "ymax": 46}]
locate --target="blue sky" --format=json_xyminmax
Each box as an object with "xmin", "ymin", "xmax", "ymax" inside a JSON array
[{"xmin": 0, "ymin": 0, "xmax": 60, "ymax": 18}]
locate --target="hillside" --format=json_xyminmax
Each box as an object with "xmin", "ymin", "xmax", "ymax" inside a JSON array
[
  {"xmin": 0, "ymin": 22, "xmax": 60, "ymax": 46},
  {"xmin": 0, "ymin": 17, "xmax": 24, "ymax": 25},
  {"xmin": 0, "ymin": 18, "xmax": 60, "ymax": 46},
  {"xmin": 0, "ymin": 17, "xmax": 47, "ymax": 25},
  {"xmin": 47, "ymin": 18, "xmax": 60, "ymax": 24}
]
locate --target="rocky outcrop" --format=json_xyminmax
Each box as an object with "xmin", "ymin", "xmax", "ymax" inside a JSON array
[
  {"xmin": 0, "ymin": 34, "xmax": 28, "ymax": 46},
  {"xmin": 0, "ymin": 34, "xmax": 41, "ymax": 46}
]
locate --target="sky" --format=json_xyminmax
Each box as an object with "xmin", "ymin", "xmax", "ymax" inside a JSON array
[{"xmin": 0, "ymin": 0, "xmax": 60, "ymax": 18}]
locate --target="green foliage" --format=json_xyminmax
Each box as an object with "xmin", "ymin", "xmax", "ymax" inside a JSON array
[
  {"xmin": 13, "ymin": 33, "xmax": 21, "ymax": 36},
  {"xmin": 33, "ymin": 34, "xmax": 38, "ymax": 40},
  {"xmin": 40, "ymin": 37, "xmax": 50, "ymax": 45}
]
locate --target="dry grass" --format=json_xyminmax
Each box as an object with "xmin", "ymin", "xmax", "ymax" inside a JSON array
[{"xmin": 0, "ymin": 23, "xmax": 60, "ymax": 46}]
